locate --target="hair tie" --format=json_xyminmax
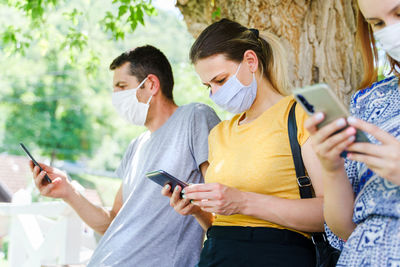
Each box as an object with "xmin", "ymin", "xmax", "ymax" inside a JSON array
[{"xmin": 249, "ymin": 28, "xmax": 259, "ymax": 38}]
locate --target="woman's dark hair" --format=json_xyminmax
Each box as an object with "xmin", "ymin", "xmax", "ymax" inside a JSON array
[
  {"xmin": 190, "ymin": 18, "xmax": 291, "ymax": 95},
  {"xmin": 110, "ymin": 45, "xmax": 174, "ymax": 100}
]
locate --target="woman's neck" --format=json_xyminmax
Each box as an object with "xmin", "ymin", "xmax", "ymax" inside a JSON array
[{"xmin": 239, "ymin": 77, "xmax": 284, "ymax": 125}]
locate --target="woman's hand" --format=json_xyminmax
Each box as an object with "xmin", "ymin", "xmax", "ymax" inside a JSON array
[
  {"xmin": 161, "ymin": 185, "xmax": 202, "ymax": 216},
  {"xmin": 182, "ymin": 183, "xmax": 245, "ymax": 215},
  {"xmin": 346, "ymin": 117, "xmax": 400, "ymax": 185},
  {"xmin": 304, "ymin": 113, "xmax": 356, "ymax": 173}
]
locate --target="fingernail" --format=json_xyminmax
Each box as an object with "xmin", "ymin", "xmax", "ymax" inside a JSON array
[
  {"xmin": 315, "ymin": 113, "xmax": 324, "ymax": 120},
  {"xmin": 347, "ymin": 116, "xmax": 356, "ymax": 124},
  {"xmin": 336, "ymin": 118, "xmax": 346, "ymax": 127},
  {"xmin": 164, "ymin": 185, "xmax": 170, "ymax": 190},
  {"xmin": 175, "ymin": 186, "xmax": 180, "ymax": 191},
  {"xmin": 190, "ymin": 200, "xmax": 194, "ymax": 204},
  {"xmin": 348, "ymin": 136, "xmax": 355, "ymax": 142},
  {"xmin": 182, "ymin": 194, "xmax": 186, "ymax": 199},
  {"xmin": 346, "ymin": 127, "xmax": 356, "ymax": 135},
  {"xmin": 181, "ymin": 189, "xmax": 185, "ymax": 193}
]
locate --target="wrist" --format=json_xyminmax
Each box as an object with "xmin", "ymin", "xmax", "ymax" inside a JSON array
[
  {"xmin": 238, "ymin": 191, "xmax": 250, "ymax": 215},
  {"xmin": 62, "ymin": 183, "xmax": 80, "ymax": 204}
]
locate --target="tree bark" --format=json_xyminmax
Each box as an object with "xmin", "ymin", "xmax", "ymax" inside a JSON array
[{"xmin": 177, "ymin": 0, "xmax": 362, "ymax": 104}]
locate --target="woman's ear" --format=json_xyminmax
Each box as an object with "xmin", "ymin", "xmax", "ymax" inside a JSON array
[
  {"xmin": 147, "ymin": 74, "xmax": 161, "ymax": 95},
  {"xmin": 243, "ymin": 50, "xmax": 259, "ymax": 73}
]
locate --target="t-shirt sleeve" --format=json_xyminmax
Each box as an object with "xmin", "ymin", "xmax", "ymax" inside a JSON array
[
  {"xmin": 295, "ymin": 103, "xmax": 310, "ymax": 146},
  {"xmin": 189, "ymin": 104, "xmax": 221, "ymax": 169},
  {"xmin": 115, "ymin": 140, "xmax": 137, "ymax": 179}
]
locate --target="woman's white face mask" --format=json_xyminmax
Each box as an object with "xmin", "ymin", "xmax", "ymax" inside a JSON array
[
  {"xmin": 111, "ymin": 77, "xmax": 152, "ymax": 126},
  {"xmin": 374, "ymin": 22, "xmax": 400, "ymax": 62}
]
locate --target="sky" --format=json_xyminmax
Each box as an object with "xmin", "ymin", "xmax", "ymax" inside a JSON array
[{"xmin": 153, "ymin": 0, "xmax": 182, "ymax": 17}]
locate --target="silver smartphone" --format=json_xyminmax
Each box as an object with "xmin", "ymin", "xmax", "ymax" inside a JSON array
[{"xmin": 293, "ymin": 83, "xmax": 370, "ymax": 143}]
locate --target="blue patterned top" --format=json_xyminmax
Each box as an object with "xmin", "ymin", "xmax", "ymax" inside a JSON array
[{"xmin": 326, "ymin": 76, "xmax": 400, "ymax": 250}]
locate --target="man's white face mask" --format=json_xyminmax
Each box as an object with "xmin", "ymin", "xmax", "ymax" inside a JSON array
[{"xmin": 111, "ymin": 77, "xmax": 152, "ymax": 126}]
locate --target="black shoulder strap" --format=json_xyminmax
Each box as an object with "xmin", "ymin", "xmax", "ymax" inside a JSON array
[{"xmin": 288, "ymin": 102, "xmax": 313, "ymax": 199}]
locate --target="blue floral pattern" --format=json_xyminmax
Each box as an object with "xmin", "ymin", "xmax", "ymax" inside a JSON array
[{"xmin": 328, "ymin": 76, "xmax": 400, "ymax": 266}]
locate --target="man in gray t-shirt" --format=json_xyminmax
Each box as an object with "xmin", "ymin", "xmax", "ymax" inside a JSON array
[{"xmin": 30, "ymin": 45, "xmax": 220, "ymax": 267}]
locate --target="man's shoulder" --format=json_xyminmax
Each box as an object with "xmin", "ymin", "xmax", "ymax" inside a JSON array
[{"xmin": 181, "ymin": 102, "xmax": 216, "ymax": 116}]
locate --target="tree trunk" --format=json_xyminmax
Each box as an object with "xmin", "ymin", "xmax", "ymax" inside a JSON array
[{"xmin": 177, "ymin": 0, "xmax": 362, "ymax": 104}]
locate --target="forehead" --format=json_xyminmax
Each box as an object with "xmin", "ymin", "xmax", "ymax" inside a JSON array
[
  {"xmin": 194, "ymin": 54, "xmax": 237, "ymax": 83},
  {"xmin": 358, "ymin": 0, "xmax": 400, "ymax": 18},
  {"xmin": 112, "ymin": 62, "xmax": 138, "ymax": 85}
]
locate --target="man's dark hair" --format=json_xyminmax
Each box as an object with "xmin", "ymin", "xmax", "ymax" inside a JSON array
[{"xmin": 110, "ymin": 45, "xmax": 174, "ymax": 100}]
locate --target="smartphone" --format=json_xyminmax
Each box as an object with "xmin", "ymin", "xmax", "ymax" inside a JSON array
[
  {"xmin": 146, "ymin": 170, "xmax": 188, "ymax": 196},
  {"xmin": 20, "ymin": 143, "xmax": 52, "ymax": 183},
  {"xmin": 293, "ymin": 84, "xmax": 370, "ymax": 143}
]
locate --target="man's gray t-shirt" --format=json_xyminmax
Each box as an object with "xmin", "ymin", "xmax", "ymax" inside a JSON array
[{"xmin": 88, "ymin": 103, "xmax": 220, "ymax": 267}]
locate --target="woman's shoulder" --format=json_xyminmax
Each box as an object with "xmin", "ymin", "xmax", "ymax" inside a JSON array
[{"xmin": 352, "ymin": 76, "xmax": 399, "ymax": 105}]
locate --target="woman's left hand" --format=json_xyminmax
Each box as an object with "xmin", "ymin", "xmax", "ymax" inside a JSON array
[
  {"xmin": 346, "ymin": 117, "xmax": 400, "ymax": 185},
  {"xmin": 182, "ymin": 183, "xmax": 246, "ymax": 215}
]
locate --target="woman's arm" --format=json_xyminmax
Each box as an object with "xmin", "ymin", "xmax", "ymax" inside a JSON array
[
  {"xmin": 304, "ymin": 113, "xmax": 357, "ymax": 239},
  {"xmin": 184, "ymin": 139, "xmax": 325, "ymax": 232}
]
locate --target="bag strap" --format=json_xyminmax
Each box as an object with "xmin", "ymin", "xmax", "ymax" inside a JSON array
[
  {"xmin": 288, "ymin": 102, "xmax": 327, "ymax": 244},
  {"xmin": 288, "ymin": 102, "xmax": 313, "ymax": 199}
]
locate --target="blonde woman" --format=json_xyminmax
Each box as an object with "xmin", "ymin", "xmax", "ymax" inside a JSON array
[{"xmin": 163, "ymin": 19, "xmax": 324, "ymax": 266}]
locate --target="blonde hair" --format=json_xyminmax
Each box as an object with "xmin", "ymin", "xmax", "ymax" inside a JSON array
[{"xmin": 190, "ymin": 19, "xmax": 292, "ymax": 95}]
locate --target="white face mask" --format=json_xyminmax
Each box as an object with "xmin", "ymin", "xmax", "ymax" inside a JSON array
[
  {"xmin": 111, "ymin": 77, "xmax": 152, "ymax": 126},
  {"xmin": 374, "ymin": 22, "xmax": 400, "ymax": 62}
]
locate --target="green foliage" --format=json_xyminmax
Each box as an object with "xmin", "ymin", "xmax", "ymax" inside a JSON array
[
  {"xmin": 2, "ymin": 50, "xmax": 97, "ymax": 161},
  {"xmin": 1, "ymin": 0, "xmax": 157, "ymax": 74}
]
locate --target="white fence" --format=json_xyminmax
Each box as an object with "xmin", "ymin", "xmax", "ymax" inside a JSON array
[{"xmin": 0, "ymin": 201, "xmax": 96, "ymax": 267}]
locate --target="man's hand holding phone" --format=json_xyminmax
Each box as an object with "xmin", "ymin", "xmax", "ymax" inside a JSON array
[{"xmin": 30, "ymin": 161, "xmax": 73, "ymax": 200}]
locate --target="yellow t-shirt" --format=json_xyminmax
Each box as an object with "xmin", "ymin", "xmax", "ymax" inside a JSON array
[{"xmin": 206, "ymin": 96, "xmax": 310, "ymax": 236}]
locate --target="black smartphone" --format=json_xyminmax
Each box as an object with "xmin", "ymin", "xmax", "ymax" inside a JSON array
[
  {"xmin": 146, "ymin": 170, "xmax": 188, "ymax": 196},
  {"xmin": 20, "ymin": 143, "xmax": 52, "ymax": 183}
]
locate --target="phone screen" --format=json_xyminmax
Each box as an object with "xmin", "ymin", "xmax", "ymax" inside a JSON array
[{"xmin": 20, "ymin": 143, "xmax": 52, "ymax": 183}]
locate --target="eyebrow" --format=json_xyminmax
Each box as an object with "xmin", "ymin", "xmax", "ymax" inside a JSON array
[
  {"xmin": 202, "ymin": 72, "xmax": 226, "ymax": 86},
  {"xmin": 366, "ymin": 3, "xmax": 400, "ymax": 21}
]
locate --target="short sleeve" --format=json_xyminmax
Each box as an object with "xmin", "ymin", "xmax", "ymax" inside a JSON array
[
  {"xmin": 189, "ymin": 104, "xmax": 221, "ymax": 169},
  {"xmin": 295, "ymin": 103, "xmax": 310, "ymax": 146},
  {"xmin": 115, "ymin": 140, "xmax": 137, "ymax": 179}
]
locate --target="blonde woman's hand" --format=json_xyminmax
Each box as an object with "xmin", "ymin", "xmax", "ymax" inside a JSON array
[
  {"xmin": 346, "ymin": 117, "xmax": 400, "ymax": 185},
  {"xmin": 304, "ymin": 113, "xmax": 356, "ymax": 173},
  {"xmin": 161, "ymin": 185, "xmax": 202, "ymax": 216},
  {"xmin": 182, "ymin": 183, "xmax": 245, "ymax": 215}
]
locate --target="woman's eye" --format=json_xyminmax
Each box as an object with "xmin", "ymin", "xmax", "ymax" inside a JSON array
[
  {"xmin": 373, "ymin": 21, "xmax": 384, "ymax": 27},
  {"xmin": 216, "ymin": 78, "xmax": 226, "ymax": 84}
]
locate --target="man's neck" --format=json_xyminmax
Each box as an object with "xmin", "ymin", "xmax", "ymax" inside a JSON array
[{"xmin": 145, "ymin": 98, "xmax": 178, "ymax": 133}]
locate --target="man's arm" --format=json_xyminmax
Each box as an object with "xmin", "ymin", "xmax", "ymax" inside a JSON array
[
  {"xmin": 64, "ymin": 184, "xmax": 123, "ymax": 235},
  {"xmin": 32, "ymin": 162, "xmax": 123, "ymax": 235}
]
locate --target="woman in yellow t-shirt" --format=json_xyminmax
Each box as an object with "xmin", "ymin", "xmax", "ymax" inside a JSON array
[{"xmin": 162, "ymin": 19, "xmax": 324, "ymax": 266}]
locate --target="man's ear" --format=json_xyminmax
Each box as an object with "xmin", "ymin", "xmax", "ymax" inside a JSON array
[{"xmin": 147, "ymin": 74, "xmax": 161, "ymax": 96}]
